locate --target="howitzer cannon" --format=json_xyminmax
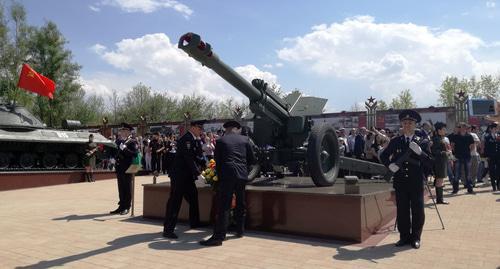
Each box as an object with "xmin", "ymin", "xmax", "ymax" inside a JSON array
[{"xmin": 179, "ymin": 32, "xmax": 387, "ymax": 186}]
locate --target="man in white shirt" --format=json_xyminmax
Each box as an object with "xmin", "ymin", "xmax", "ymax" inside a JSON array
[{"xmin": 469, "ymin": 125, "xmax": 481, "ymax": 186}]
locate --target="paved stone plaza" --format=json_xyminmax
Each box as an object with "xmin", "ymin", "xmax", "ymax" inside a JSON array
[{"xmin": 0, "ymin": 176, "xmax": 499, "ymax": 269}]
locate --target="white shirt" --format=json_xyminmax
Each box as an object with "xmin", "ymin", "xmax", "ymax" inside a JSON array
[{"xmin": 470, "ymin": 132, "xmax": 480, "ymax": 156}]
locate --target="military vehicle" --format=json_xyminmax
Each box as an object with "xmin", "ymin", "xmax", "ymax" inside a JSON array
[
  {"xmin": 0, "ymin": 101, "xmax": 116, "ymax": 170},
  {"xmin": 179, "ymin": 32, "xmax": 387, "ymax": 186}
]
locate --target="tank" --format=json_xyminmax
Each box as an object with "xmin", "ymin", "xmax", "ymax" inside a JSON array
[{"xmin": 0, "ymin": 101, "xmax": 116, "ymax": 170}]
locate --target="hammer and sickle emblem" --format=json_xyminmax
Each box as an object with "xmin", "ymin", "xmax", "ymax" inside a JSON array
[{"xmin": 27, "ymin": 71, "xmax": 35, "ymax": 78}]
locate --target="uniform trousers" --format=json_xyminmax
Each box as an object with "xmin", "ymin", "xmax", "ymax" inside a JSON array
[
  {"xmin": 116, "ymin": 171, "xmax": 132, "ymax": 210},
  {"xmin": 213, "ymin": 179, "xmax": 246, "ymax": 240},
  {"xmin": 395, "ymin": 183, "xmax": 425, "ymax": 241},
  {"xmin": 163, "ymin": 176, "xmax": 200, "ymax": 232},
  {"xmin": 489, "ymin": 158, "xmax": 500, "ymax": 190}
]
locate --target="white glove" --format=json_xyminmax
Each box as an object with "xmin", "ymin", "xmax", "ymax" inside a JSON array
[
  {"xmin": 197, "ymin": 175, "xmax": 205, "ymax": 181},
  {"xmin": 389, "ymin": 163, "xmax": 399, "ymax": 173},
  {"xmin": 119, "ymin": 143, "xmax": 126, "ymax": 150},
  {"xmin": 409, "ymin": 141, "xmax": 422, "ymax": 155}
]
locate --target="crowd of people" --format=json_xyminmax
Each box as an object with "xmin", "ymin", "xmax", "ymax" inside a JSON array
[{"xmin": 336, "ymin": 121, "xmax": 500, "ymax": 195}]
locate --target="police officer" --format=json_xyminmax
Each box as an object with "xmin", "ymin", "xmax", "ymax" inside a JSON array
[
  {"xmin": 110, "ymin": 123, "xmax": 138, "ymax": 215},
  {"xmin": 380, "ymin": 110, "xmax": 432, "ymax": 249},
  {"xmin": 150, "ymin": 132, "xmax": 164, "ymax": 180},
  {"xmin": 484, "ymin": 122, "xmax": 500, "ymax": 191},
  {"xmin": 199, "ymin": 120, "xmax": 256, "ymax": 246},
  {"xmin": 163, "ymin": 120, "xmax": 207, "ymax": 239}
]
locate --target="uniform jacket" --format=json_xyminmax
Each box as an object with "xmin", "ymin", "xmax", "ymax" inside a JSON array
[
  {"xmin": 380, "ymin": 134, "xmax": 433, "ymax": 189},
  {"xmin": 115, "ymin": 136, "xmax": 139, "ymax": 173},
  {"xmin": 484, "ymin": 132, "xmax": 500, "ymax": 159},
  {"xmin": 214, "ymin": 133, "xmax": 256, "ymax": 182},
  {"xmin": 171, "ymin": 132, "xmax": 204, "ymax": 180}
]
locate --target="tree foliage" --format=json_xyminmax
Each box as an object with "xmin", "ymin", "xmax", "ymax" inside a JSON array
[
  {"xmin": 390, "ymin": 89, "xmax": 416, "ymax": 109},
  {"xmin": 437, "ymin": 75, "xmax": 500, "ymax": 106}
]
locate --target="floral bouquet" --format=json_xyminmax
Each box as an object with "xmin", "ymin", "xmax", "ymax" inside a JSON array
[{"xmin": 201, "ymin": 159, "xmax": 218, "ymax": 189}]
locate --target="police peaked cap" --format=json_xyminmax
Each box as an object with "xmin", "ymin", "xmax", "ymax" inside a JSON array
[
  {"xmin": 398, "ymin": 109, "xmax": 421, "ymax": 123},
  {"xmin": 190, "ymin": 119, "xmax": 207, "ymax": 127},
  {"xmin": 489, "ymin": 122, "xmax": 498, "ymax": 128},
  {"xmin": 120, "ymin": 122, "xmax": 134, "ymax": 131},
  {"xmin": 223, "ymin": 120, "xmax": 241, "ymax": 129}
]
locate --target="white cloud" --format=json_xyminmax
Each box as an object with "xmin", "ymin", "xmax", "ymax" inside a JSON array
[
  {"xmin": 277, "ymin": 15, "xmax": 500, "ymax": 106},
  {"xmin": 89, "ymin": 5, "xmax": 101, "ymax": 12},
  {"xmin": 96, "ymin": 0, "xmax": 193, "ymax": 18},
  {"xmin": 486, "ymin": 1, "xmax": 496, "ymax": 8},
  {"xmin": 84, "ymin": 33, "xmax": 279, "ymax": 103},
  {"xmin": 90, "ymin": 43, "xmax": 106, "ymax": 55}
]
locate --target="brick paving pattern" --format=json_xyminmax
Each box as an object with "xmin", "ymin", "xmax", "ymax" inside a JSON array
[{"xmin": 1, "ymin": 176, "xmax": 499, "ymax": 269}]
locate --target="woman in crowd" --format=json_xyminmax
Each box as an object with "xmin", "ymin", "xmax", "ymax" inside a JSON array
[{"xmin": 431, "ymin": 122, "xmax": 450, "ymax": 204}]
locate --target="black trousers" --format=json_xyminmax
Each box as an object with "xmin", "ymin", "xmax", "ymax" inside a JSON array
[
  {"xmin": 152, "ymin": 154, "xmax": 161, "ymax": 172},
  {"xmin": 489, "ymin": 158, "xmax": 500, "ymax": 190},
  {"xmin": 116, "ymin": 171, "xmax": 132, "ymax": 210},
  {"xmin": 163, "ymin": 176, "xmax": 200, "ymax": 232},
  {"xmin": 213, "ymin": 179, "xmax": 246, "ymax": 240},
  {"xmin": 395, "ymin": 185, "xmax": 425, "ymax": 241}
]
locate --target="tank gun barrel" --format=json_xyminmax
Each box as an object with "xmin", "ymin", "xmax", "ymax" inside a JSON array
[{"xmin": 178, "ymin": 32, "xmax": 290, "ymax": 125}]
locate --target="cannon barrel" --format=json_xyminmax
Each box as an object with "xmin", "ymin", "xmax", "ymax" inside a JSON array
[{"xmin": 178, "ymin": 32, "xmax": 290, "ymax": 125}]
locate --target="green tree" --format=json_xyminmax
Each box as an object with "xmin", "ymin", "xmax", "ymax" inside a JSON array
[
  {"xmin": 0, "ymin": 2, "xmax": 33, "ymax": 105},
  {"xmin": 479, "ymin": 75, "xmax": 500, "ymax": 99},
  {"xmin": 390, "ymin": 89, "xmax": 416, "ymax": 109},
  {"xmin": 27, "ymin": 21, "xmax": 82, "ymax": 127},
  {"xmin": 377, "ymin": 100, "xmax": 388, "ymax": 110}
]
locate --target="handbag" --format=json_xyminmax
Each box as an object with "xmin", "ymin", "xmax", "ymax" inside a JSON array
[{"xmin": 126, "ymin": 152, "xmax": 142, "ymax": 174}]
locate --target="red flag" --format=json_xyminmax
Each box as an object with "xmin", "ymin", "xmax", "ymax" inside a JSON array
[{"xmin": 17, "ymin": 64, "xmax": 56, "ymax": 99}]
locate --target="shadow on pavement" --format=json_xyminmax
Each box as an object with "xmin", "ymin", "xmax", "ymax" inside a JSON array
[
  {"xmin": 15, "ymin": 226, "xmax": 214, "ymax": 269},
  {"xmin": 15, "ymin": 232, "xmax": 163, "ymax": 269},
  {"xmin": 52, "ymin": 213, "xmax": 112, "ymax": 222},
  {"xmin": 333, "ymin": 243, "xmax": 410, "ymax": 263}
]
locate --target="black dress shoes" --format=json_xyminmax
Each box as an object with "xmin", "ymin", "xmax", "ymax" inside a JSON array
[
  {"xmin": 395, "ymin": 239, "xmax": 409, "ymax": 247},
  {"xmin": 110, "ymin": 208, "xmax": 122, "ymax": 214},
  {"xmin": 162, "ymin": 231, "xmax": 178, "ymax": 239},
  {"xmin": 199, "ymin": 237, "xmax": 223, "ymax": 246},
  {"xmin": 412, "ymin": 239, "xmax": 421, "ymax": 249},
  {"xmin": 119, "ymin": 209, "xmax": 129, "ymax": 215}
]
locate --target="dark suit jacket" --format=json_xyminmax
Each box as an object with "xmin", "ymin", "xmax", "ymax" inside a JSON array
[
  {"xmin": 354, "ymin": 134, "xmax": 365, "ymax": 158},
  {"xmin": 115, "ymin": 136, "xmax": 139, "ymax": 173},
  {"xmin": 171, "ymin": 132, "xmax": 204, "ymax": 181},
  {"xmin": 214, "ymin": 133, "xmax": 256, "ymax": 182},
  {"xmin": 380, "ymin": 134, "xmax": 432, "ymax": 189}
]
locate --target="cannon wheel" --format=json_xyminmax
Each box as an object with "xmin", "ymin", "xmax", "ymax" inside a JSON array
[
  {"xmin": 307, "ymin": 124, "xmax": 340, "ymax": 187},
  {"xmin": 247, "ymin": 137, "xmax": 261, "ymax": 182}
]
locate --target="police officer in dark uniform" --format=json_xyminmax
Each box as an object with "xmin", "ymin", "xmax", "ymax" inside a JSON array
[
  {"xmin": 150, "ymin": 132, "xmax": 164, "ymax": 179},
  {"xmin": 199, "ymin": 120, "xmax": 256, "ymax": 246},
  {"xmin": 484, "ymin": 122, "xmax": 500, "ymax": 191},
  {"xmin": 162, "ymin": 120, "xmax": 207, "ymax": 239},
  {"xmin": 110, "ymin": 123, "xmax": 138, "ymax": 215},
  {"xmin": 380, "ymin": 110, "xmax": 433, "ymax": 249}
]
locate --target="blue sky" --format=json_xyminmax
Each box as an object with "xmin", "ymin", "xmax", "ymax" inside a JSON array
[{"xmin": 18, "ymin": 0, "xmax": 500, "ymax": 111}]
